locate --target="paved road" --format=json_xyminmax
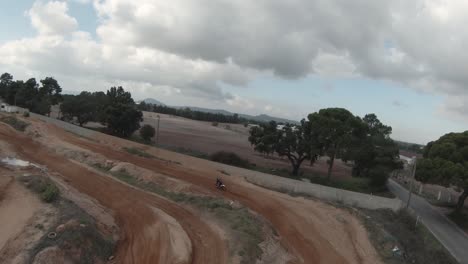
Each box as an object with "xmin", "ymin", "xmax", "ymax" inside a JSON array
[{"xmin": 388, "ymin": 179, "xmax": 468, "ymax": 264}]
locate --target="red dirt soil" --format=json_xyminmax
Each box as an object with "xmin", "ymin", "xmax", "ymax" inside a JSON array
[
  {"xmin": 48, "ymin": 122, "xmax": 379, "ymax": 263},
  {"xmin": 0, "ymin": 124, "xmax": 227, "ymax": 264}
]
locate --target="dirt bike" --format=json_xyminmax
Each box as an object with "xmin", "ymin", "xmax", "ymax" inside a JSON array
[{"xmin": 216, "ymin": 183, "xmax": 227, "ymax": 191}]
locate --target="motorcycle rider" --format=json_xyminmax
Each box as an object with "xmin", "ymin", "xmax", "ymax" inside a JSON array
[{"xmin": 216, "ymin": 177, "xmax": 224, "ymax": 188}]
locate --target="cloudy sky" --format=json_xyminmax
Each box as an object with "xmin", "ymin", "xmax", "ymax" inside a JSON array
[{"xmin": 1, "ymin": 0, "xmax": 467, "ymax": 144}]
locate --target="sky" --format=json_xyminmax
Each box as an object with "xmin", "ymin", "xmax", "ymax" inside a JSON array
[{"xmin": 1, "ymin": 0, "xmax": 467, "ymax": 144}]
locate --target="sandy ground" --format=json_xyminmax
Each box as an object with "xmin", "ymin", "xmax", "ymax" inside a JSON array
[
  {"xmin": 0, "ymin": 166, "xmax": 57, "ymax": 264},
  {"xmin": 0, "ymin": 115, "xmax": 382, "ymax": 264},
  {"xmin": 0, "ymin": 122, "xmax": 227, "ymax": 264},
  {"xmin": 0, "ymin": 173, "xmax": 42, "ymax": 250}
]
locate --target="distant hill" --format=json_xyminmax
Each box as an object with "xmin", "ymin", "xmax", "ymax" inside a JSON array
[
  {"xmin": 138, "ymin": 99, "xmax": 298, "ymax": 124},
  {"xmin": 141, "ymin": 98, "xmax": 166, "ymax": 106},
  {"xmin": 184, "ymin": 106, "xmax": 298, "ymax": 124}
]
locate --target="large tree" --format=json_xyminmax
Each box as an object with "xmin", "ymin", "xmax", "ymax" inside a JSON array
[
  {"xmin": 348, "ymin": 114, "xmax": 401, "ymax": 176},
  {"xmin": 60, "ymin": 92, "xmax": 97, "ymax": 126},
  {"xmin": 249, "ymin": 120, "xmax": 320, "ymax": 176},
  {"xmin": 0, "ymin": 73, "xmax": 13, "ymax": 99},
  {"xmin": 308, "ymin": 108, "xmax": 361, "ymax": 180},
  {"xmin": 39, "ymin": 77, "xmax": 62, "ymax": 105},
  {"xmin": 416, "ymin": 131, "xmax": 468, "ymax": 212},
  {"xmin": 103, "ymin": 87, "xmax": 142, "ymax": 138}
]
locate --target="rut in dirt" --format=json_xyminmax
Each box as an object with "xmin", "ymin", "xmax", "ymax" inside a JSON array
[{"xmin": 0, "ymin": 124, "xmax": 228, "ymax": 264}]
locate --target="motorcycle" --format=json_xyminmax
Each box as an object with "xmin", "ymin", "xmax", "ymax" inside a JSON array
[{"xmin": 216, "ymin": 182, "xmax": 227, "ymax": 191}]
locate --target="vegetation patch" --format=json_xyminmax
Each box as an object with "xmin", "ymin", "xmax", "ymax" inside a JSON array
[
  {"xmin": 20, "ymin": 175, "xmax": 60, "ymax": 203},
  {"xmin": 18, "ymin": 174, "xmax": 115, "ymax": 263},
  {"xmin": 361, "ymin": 209, "xmax": 457, "ymax": 264},
  {"xmin": 0, "ymin": 115, "xmax": 30, "ymax": 131},
  {"xmin": 210, "ymin": 151, "xmax": 251, "ymax": 168},
  {"xmin": 123, "ymin": 147, "xmax": 154, "ymax": 158},
  {"xmin": 29, "ymin": 199, "xmax": 115, "ymax": 263}
]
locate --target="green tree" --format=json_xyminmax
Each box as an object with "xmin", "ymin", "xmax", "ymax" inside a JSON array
[
  {"xmin": 416, "ymin": 131, "xmax": 468, "ymax": 212},
  {"xmin": 140, "ymin": 124, "xmax": 155, "ymax": 141},
  {"xmin": 39, "ymin": 77, "xmax": 62, "ymax": 105},
  {"xmin": 0, "ymin": 73, "xmax": 13, "ymax": 99},
  {"xmin": 103, "ymin": 87, "xmax": 142, "ymax": 138},
  {"xmin": 308, "ymin": 108, "xmax": 361, "ymax": 180},
  {"xmin": 345, "ymin": 114, "xmax": 401, "ymax": 187},
  {"xmin": 60, "ymin": 92, "xmax": 97, "ymax": 126},
  {"xmin": 249, "ymin": 120, "xmax": 320, "ymax": 176},
  {"xmin": 15, "ymin": 78, "xmax": 39, "ymax": 110}
]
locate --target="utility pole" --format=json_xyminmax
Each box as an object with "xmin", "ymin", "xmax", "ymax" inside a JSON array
[
  {"xmin": 406, "ymin": 156, "xmax": 417, "ymax": 209},
  {"xmin": 155, "ymin": 115, "xmax": 160, "ymax": 146}
]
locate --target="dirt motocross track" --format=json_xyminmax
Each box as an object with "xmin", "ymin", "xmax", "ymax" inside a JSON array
[{"xmin": 0, "ymin": 117, "xmax": 381, "ymax": 264}]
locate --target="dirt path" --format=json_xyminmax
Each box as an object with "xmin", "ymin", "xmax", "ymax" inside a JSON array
[
  {"xmin": 0, "ymin": 175, "xmax": 42, "ymax": 251},
  {"xmin": 0, "ymin": 124, "xmax": 227, "ymax": 264},
  {"xmin": 48, "ymin": 122, "xmax": 381, "ymax": 264}
]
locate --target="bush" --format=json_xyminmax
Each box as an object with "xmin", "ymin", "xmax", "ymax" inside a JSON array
[
  {"xmin": 40, "ymin": 183, "xmax": 60, "ymax": 203},
  {"xmin": 0, "ymin": 116, "xmax": 29, "ymax": 131},
  {"xmin": 210, "ymin": 151, "xmax": 250, "ymax": 168},
  {"xmin": 368, "ymin": 166, "xmax": 389, "ymax": 187},
  {"xmin": 212, "ymin": 122, "xmax": 218, "ymax": 127},
  {"xmin": 139, "ymin": 124, "xmax": 155, "ymax": 141},
  {"xmin": 23, "ymin": 111, "xmax": 30, "ymax": 117}
]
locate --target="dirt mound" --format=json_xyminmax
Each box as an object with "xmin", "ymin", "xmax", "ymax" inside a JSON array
[
  {"xmin": 150, "ymin": 207, "xmax": 192, "ymax": 264},
  {"xmin": 32, "ymin": 246, "xmax": 72, "ymax": 264}
]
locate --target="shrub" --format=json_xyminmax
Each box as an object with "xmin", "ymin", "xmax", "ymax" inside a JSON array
[
  {"xmin": 23, "ymin": 111, "xmax": 30, "ymax": 117},
  {"xmin": 123, "ymin": 147, "xmax": 154, "ymax": 158},
  {"xmin": 210, "ymin": 151, "xmax": 250, "ymax": 168},
  {"xmin": 139, "ymin": 124, "xmax": 155, "ymax": 141},
  {"xmin": 212, "ymin": 122, "xmax": 218, "ymax": 127},
  {"xmin": 40, "ymin": 183, "xmax": 60, "ymax": 203},
  {"xmin": 368, "ymin": 166, "xmax": 390, "ymax": 187},
  {"xmin": 0, "ymin": 116, "xmax": 29, "ymax": 131}
]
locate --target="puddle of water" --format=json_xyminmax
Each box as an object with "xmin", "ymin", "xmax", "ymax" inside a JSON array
[{"xmin": 1, "ymin": 157, "xmax": 34, "ymax": 167}]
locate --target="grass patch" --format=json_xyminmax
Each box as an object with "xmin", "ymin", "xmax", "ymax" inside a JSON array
[
  {"xmin": 20, "ymin": 175, "xmax": 60, "ymax": 203},
  {"xmin": 99, "ymin": 165, "xmax": 263, "ymax": 263},
  {"xmin": 123, "ymin": 147, "xmax": 155, "ymax": 158},
  {"xmin": 158, "ymin": 145, "xmax": 210, "ymax": 159},
  {"xmin": 210, "ymin": 151, "xmax": 251, "ymax": 168},
  {"xmin": 0, "ymin": 115, "xmax": 29, "ymax": 131},
  {"xmin": 361, "ymin": 209, "xmax": 458, "ymax": 264}
]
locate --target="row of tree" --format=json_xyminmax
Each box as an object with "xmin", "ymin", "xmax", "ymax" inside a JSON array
[
  {"xmin": 0, "ymin": 73, "xmax": 143, "ymax": 138},
  {"xmin": 0, "ymin": 73, "xmax": 62, "ymax": 115},
  {"xmin": 60, "ymin": 87, "xmax": 143, "ymax": 137},
  {"xmin": 138, "ymin": 101, "xmax": 256, "ymax": 124},
  {"xmin": 248, "ymin": 108, "xmax": 402, "ymax": 187},
  {"xmin": 416, "ymin": 131, "xmax": 468, "ymax": 211}
]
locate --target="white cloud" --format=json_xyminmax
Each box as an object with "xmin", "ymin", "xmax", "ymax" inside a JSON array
[
  {"xmin": 27, "ymin": 1, "xmax": 78, "ymax": 35},
  {"xmin": 1, "ymin": 0, "xmax": 468, "ymax": 122}
]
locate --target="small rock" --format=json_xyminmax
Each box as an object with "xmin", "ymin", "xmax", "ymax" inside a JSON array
[
  {"xmin": 108, "ymin": 256, "xmax": 115, "ymax": 261},
  {"xmin": 79, "ymin": 224, "xmax": 86, "ymax": 228},
  {"xmin": 56, "ymin": 224, "xmax": 66, "ymax": 233}
]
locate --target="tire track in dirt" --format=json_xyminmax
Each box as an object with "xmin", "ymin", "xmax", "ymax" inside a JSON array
[
  {"xmin": 51, "ymin": 124, "xmax": 354, "ymax": 263},
  {"xmin": 0, "ymin": 124, "xmax": 227, "ymax": 264}
]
